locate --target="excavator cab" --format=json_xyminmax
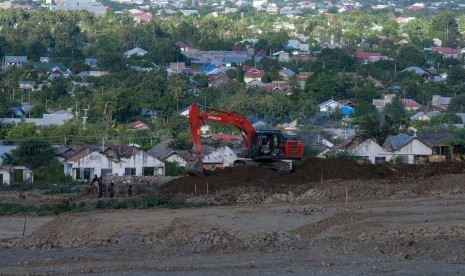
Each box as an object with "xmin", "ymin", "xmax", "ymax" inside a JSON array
[{"xmin": 250, "ymin": 130, "xmax": 286, "ymax": 159}]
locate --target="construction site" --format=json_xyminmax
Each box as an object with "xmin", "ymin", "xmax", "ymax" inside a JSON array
[{"xmin": 1, "ymin": 158, "xmax": 465, "ymax": 274}]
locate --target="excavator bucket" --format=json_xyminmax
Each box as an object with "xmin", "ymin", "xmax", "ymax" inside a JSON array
[{"xmin": 185, "ymin": 157, "xmax": 204, "ymax": 176}]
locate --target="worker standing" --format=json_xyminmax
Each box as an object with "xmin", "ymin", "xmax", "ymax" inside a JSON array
[
  {"xmin": 98, "ymin": 177, "xmax": 104, "ymax": 198},
  {"xmin": 108, "ymin": 181, "xmax": 115, "ymax": 198}
]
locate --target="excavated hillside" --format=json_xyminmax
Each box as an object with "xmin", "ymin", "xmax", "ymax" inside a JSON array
[{"xmin": 160, "ymin": 158, "xmax": 465, "ymax": 201}]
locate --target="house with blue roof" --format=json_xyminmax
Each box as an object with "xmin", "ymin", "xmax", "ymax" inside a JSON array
[
  {"xmin": 140, "ymin": 109, "xmax": 158, "ymax": 118},
  {"xmin": 4, "ymin": 56, "xmax": 27, "ymax": 69},
  {"xmin": 382, "ymin": 133, "xmax": 431, "ymax": 163},
  {"xmin": 200, "ymin": 65, "xmax": 216, "ymax": 72},
  {"xmin": 84, "ymin": 58, "xmax": 97, "ymax": 68},
  {"xmin": 402, "ymin": 66, "xmax": 430, "ymax": 80},
  {"xmin": 410, "ymin": 111, "xmax": 440, "ymax": 121},
  {"xmin": 10, "ymin": 105, "xmax": 31, "ymax": 117},
  {"xmin": 279, "ymin": 68, "xmax": 296, "ymax": 80},
  {"xmin": 340, "ymin": 106, "xmax": 354, "ymax": 116}
]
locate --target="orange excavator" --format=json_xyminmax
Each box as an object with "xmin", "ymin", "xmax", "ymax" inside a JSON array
[{"xmin": 185, "ymin": 103, "xmax": 303, "ymax": 175}]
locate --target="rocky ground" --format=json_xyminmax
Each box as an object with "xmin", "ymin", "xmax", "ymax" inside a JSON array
[{"xmin": 1, "ymin": 158, "xmax": 465, "ymax": 274}]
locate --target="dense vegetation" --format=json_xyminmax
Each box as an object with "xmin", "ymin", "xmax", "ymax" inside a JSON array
[{"xmin": 1, "ymin": 7, "xmax": 465, "ymax": 152}]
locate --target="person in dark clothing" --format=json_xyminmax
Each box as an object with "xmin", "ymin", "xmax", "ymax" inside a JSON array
[
  {"xmin": 128, "ymin": 185, "xmax": 133, "ymax": 198},
  {"xmin": 98, "ymin": 177, "xmax": 104, "ymax": 198},
  {"xmin": 108, "ymin": 182, "xmax": 115, "ymax": 198},
  {"xmin": 91, "ymin": 175, "xmax": 99, "ymax": 195}
]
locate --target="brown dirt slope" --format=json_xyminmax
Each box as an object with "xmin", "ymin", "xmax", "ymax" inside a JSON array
[{"xmin": 160, "ymin": 158, "xmax": 465, "ymax": 196}]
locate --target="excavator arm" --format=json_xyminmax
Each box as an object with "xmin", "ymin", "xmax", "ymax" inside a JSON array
[{"xmin": 186, "ymin": 103, "xmax": 255, "ymax": 175}]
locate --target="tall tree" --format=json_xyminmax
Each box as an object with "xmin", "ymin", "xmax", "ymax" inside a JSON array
[{"xmin": 429, "ymin": 11, "xmax": 459, "ymax": 47}]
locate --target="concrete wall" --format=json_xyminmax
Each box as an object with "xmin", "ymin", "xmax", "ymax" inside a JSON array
[
  {"xmin": 351, "ymin": 138, "xmax": 389, "ymax": 164},
  {"xmin": 166, "ymin": 154, "xmax": 187, "ymax": 167},
  {"xmin": 390, "ymin": 139, "xmax": 432, "ymax": 164},
  {"xmin": 68, "ymin": 150, "xmax": 165, "ymax": 179},
  {"xmin": 351, "ymin": 138, "xmax": 432, "ymax": 164}
]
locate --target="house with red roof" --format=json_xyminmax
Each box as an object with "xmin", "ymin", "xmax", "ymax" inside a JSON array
[
  {"xmin": 337, "ymin": 100, "xmax": 355, "ymax": 108},
  {"xmin": 244, "ymin": 67, "xmax": 265, "ymax": 83},
  {"xmin": 231, "ymin": 45, "xmax": 243, "ymax": 51},
  {"xmin": 175, "ymin": 41, "xmax": 189, "ymax": 52},
  {"xmin": 211, "ymin": 134, "xmax": 242, "ymax": 144},
  {"xmin": 354, "ymin": 52, "xmax": 386, "ymax": 63},
  {"xmin": 208, "ymin": 73, "xmax": 234, "ymax": 88},
  {"xmin": 401, "ymin": 99, "xmax": 423, "ymax": 111},
  {"xmin": 431, "ymin": 47, "xmax": 461, "ymax": 59},
  {"xmin": 132, "ymin": 12, "xmax": 152, "ymax": 22},
  {"xmin": 256, "ymin": 50, "xmax": 267, "ymax": 57},
  {"xmin": 129, "ymin": 120, "xmax": 149, "ymax": 130}
]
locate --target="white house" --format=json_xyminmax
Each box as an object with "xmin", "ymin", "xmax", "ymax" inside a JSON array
[
  {"xmin": 318, "ymin": 99, "xmax": 342, "ymax": 116},
  {"xmin": 410, "ymin": 111, "xmax": 440, "ymax": 121},
  {"xmin": 382, "ymin": 134, "xmax": 432, "ymax": 164},
  {"xmin": 287, "ymin": 39, "xmax": 309, "ymax": 51},
  {"xmin": 4, "ymin": 56, "xmax": 27, "ymax": 69},
  {"xmin": 148, "ymin": 138, "xmax": 188, "ymax": 167},
  {"xmin": 334, "ymin": 134, "xmax": 432, "ymax": 164},
  {"xmin": 58, "ymin": 145, "xmax": 165, "ymax": 180},
  {"xmin": 202, "ymin": 146, "xmax": 238, "ymax": 170},
  {"xmin": 0, "ymin": 166, "xmax": 33, "ymax": 185},
  {"xmin": 333, "ymin": 135, "xmax": 387, "ymax": 164},
  {"xmin": 124, "ymin": 47, "xmax": 148, "ymax": 58}
]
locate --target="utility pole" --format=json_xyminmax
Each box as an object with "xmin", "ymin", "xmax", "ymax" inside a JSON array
[
  {"xmin": 82, "ymin": 105, "xmax": 89, "ymax": 130},
  {"xmin": 28, "ymin": 90, "xmax": 31, "ymax": 118}
]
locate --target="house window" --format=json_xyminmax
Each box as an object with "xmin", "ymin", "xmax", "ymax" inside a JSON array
[
  {"xmin": 75, "ymin": 168, "xmax": 93, "ymax": 180},
  {"xmin": 356, "ymin": 156, "xmax": 369, "ymax": 160},
  {"xmin": 143, "ymin": 167, "xmax": 154, "ymax": 176},
  {"xmin": 101, "ymin": 169, "xmax": 112, "ymax": 177},
  {"xmin": 398, "ymin": 156, "xmax": 409, "ymax": 164},
  {"xmin": 375, "ymin": 157, "xmax": 386, "ymax": 164},
  {"xmin": 125, "ymin": 168, "xmax": 136, "ymax": 176},
  {"xmin": 0, "ymin": 174, "xmax": 3, "ymax": 184}
]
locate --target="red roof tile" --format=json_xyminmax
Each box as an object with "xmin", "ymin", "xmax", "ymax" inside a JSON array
[
  {"xmin": 401, "ymin": 99, "xmax": 423, "ymax": 109},
  {"xmin": 244, "ymin": 67, "xmax": 264, "ymax": 78},
  {"xmin": 354, "ymin": 52, "xmax": 381, "ymax": 60},
  {"xmin": 211, "ymin": 134, "xmax": 241, "ymax": 143},
  {"xmin": 431, "ymin": 47, "xmax": 460, "ymax": 55},
  {"xmin": 129, "ymin": 120, "xmax": 148, "ymax": 130}
]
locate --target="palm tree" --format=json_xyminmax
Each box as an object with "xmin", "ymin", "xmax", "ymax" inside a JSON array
[
  {"xmin": 168, "ymin": 76, "xmax": 187, "ymax": 113},
  {"xmin": 103, "ymin": 100, "xmax": 116, "ymax": 126},
  {"xmin": 3, "ymin": 76, "xmax": 16, "ymax": 100}
]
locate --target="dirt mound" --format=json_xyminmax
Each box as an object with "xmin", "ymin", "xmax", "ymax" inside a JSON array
[{"xmin": 160, "ymin": 158, "xmax": 465, "ymax": 198}]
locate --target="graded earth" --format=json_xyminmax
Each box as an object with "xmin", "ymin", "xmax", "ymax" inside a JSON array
[{"xmin": 1, "ymin": 159, "xmax": 465, "ymax": 275}]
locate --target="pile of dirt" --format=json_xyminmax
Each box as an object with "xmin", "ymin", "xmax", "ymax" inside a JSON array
[{"xmin": 160, "ymin": 158, "xmax": 465, "ymax": 197}]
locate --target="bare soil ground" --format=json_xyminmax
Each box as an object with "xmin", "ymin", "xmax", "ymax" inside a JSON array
[{"xmin": 2, "ymin": 158, "xmax": 465, "ymax": 275}]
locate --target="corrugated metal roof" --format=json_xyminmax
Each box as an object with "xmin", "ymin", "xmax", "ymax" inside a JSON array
[
  {"xmin": 384, "ymin": 133, "xmax": 414, "ymax": 151},
  {"xmin": 415, "ymin": 132, "xmax": 453, "ymax": 147}
]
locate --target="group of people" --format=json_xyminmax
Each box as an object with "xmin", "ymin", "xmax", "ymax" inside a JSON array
[{"xmin": 91, "ymin": 175, "xmax": 133, "ymax": 199}]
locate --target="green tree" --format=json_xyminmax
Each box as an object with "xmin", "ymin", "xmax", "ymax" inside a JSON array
[
  {"xmin": 429, "ymin": 11, "xmax": 459, "ymax": 47},
  {"xmin": 395, "ymin": 44, "xmax": 425, "ymax": 69},
  {"xmin": 7, "ymin": 121, "xmax": 37, "ymax": 140},
  {"xmin": 2, "ymin": 138, "xmax": 55, "ymax": 169},
  {"xmin": 429, "ymin": 112, "xmax": 462, "ymax": 126},
  {"xmin": 304, "ymin": 69, "xmax": 343, "ymax": 102},
  {"xmin": 382, "ymin": 96, "xmax": 407, "ymax": 139},
  {"xmin": 449, "ymin": 94, "xmax": 465, "ymax": 112}
]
